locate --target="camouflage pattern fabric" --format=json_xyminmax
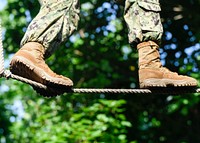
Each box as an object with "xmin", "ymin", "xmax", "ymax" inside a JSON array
[
  {"xmin": 21, "ymin": 0, "xmax": 80, "ymax": 58},
  {"xmin": 124, "ymin": 0, "xmax": 163, "ymax": 45},
  {"xmin": 21, "ymin": 0, "xmax": 163, "ymax": 57}
]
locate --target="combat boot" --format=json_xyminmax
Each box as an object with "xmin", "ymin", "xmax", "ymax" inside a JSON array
[
  {"xmin": 137, "ymin": 41, "xmax": 198, "ymax": 88},
  {"xmin": 10, "ymin": 42, "xmax": 73, "ymax": 90}
]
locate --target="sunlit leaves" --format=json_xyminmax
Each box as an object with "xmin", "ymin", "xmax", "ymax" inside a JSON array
[{"xmin": 0, "ymin": 0, "xmax": 200, "ymax": 142}]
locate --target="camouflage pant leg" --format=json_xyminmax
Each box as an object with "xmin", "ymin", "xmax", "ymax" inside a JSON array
[
  {"xmin": 21, "ymin": 0, "xmax": 80, "ymax": 58},
  {"xmin": 124, "ymin": 0, "xmax": 163, "ymax": 45}
]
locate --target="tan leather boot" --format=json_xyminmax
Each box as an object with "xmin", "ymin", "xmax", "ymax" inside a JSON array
[
  {"xmin": 10, "ymin": 42, "xmax": 73, "ymax": 89},
  {"xmin": 137, "ymin": 41, "xmax": 198, "ymax": 88}
]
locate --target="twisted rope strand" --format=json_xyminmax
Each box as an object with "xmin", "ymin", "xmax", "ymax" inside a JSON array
[
  {"xmin": 3, "ymin": 68, "xmax": 200, "ymax": 95},
  {"xmin": 72, "ymin": 88, "xmax": 152, "ymax": 94},
  {"xmin": 3, "ymin": 68, "xmax": 199, "ymax": 94},
  {"xmin": 72, "ymin": 87, "xmax": 200, "ymax": 94},
  {"xmin": 3, "ymin": 70, "xmax": 47, "ymax": 89},
  {"xmin": 0, "ymin": 21, "xmax": 5, "ymax": 76}
]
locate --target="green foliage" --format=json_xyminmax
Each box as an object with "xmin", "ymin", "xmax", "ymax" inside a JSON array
[
  {"xmin": 0, "ymin": 0, "xmax": 200, "ymax": 143},
  {"xmin": 9, "ymin": 99, "xmax": 130, "ymax": 143}
]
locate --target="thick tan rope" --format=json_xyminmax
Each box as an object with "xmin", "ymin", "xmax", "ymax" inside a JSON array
[
  {"xmin": 72, "ymin": 87, "xmax": 199, "ymax": 94},
  {"xmin": 0, "ymin": 21, "xmax": 199, "ymax": 95},
  {"xmin": 2, "ymin": 68, "xmax": 200, "ymax": 95},
  {"xmin": 0, "ymin": 20, "xmax": 4, "ymax": 75}
]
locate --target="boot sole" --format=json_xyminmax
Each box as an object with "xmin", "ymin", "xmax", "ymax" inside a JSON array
[
  {"xmin": 140, "ymin": 78, "xmax": 197, "ymax": 88},
  {"xmin": 10, "ymin": 56, "xmax": 73, "ymax": 89}
]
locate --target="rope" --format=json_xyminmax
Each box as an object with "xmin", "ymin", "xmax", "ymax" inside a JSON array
[
  {"xmin": 0, "ymin": 20, "xmax": 5, "ymax": 76},
  {"xmin": 2, "ymin": 68, "xmax": 200, "ymax": 95},
  {"xmin": 2, "ymin": 67, "xmax": 200, "ymax": 95},
  {"xmin": 0, "ymin": 21, "xmax": 199, "ymax": 96},
  {"xmin": 2, "ymin": 67, "xmax": 199, "ymax": 95},
  {"xmin": 72, "ymin": 88, "xmax": 152, "ymax": 94},
  {"xmin": 4, "ymin": 70, "xmax": 47, "ymax": 90},
  {"xmin": 72, "ymin": 87, "xmax": 200, "ymax": 94}
]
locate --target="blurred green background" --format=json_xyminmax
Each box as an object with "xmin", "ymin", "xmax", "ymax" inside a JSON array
[{"xmin": 0, "ymin": 0, "xmax": 200, "ymax": 142}]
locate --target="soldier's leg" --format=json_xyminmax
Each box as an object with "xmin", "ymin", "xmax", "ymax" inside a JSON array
[
  {"xmin": 124, "ymin": 0, "xmax": 163, "ymax": 45},
  {"xmin": 21, "ymin": 0, "xmax": 80, "ymax": 58},
  {"xmin": 124, "ymin": 0, "xmax": 197, "ymax": 88},
  {"xmin": 10, "ymin": 0, "xmax": 80, "ymax": 96}
]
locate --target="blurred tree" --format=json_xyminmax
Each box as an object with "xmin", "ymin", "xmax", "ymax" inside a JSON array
[{"xmin": 0, "ymin": 0, "xmax": 199, "ymax": 142}]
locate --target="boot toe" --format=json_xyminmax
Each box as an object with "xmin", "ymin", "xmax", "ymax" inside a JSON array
[
  {"xmin": 10, "ymin": 52, "xmax": 73, "ymax": 89},
  {"xmin": 139, "ymin": 68, "xmax": 198, "ymax": 88}
]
